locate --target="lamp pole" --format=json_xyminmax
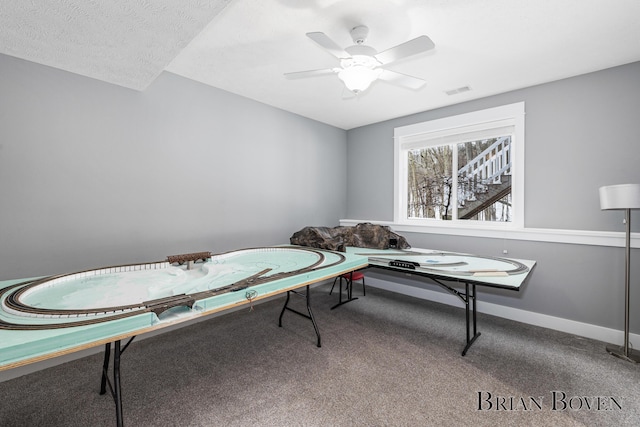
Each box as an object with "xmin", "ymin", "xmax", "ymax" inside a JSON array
[
  {"xmin": 607, "ymin": 202, "xmax": 640, "ymax": 363},
  {"xmin": 601, "ymin": 184, "xmax": 640, "ymax": 363},
  {"xmin": 607, "ymin": 208, "xmax": 632, "ymax": 359}
]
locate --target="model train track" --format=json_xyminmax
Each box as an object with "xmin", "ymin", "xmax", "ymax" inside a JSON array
[
  {"xmin": 0, "ymin": 246, "xmax": 346, "ymax": 330},
  {"xmin": 367, "ymin": 251, "xmax": 529, "ymax": 276}
]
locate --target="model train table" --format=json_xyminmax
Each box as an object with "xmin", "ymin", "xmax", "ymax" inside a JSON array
[
  {"xmin": 0, "ymin": 246, "xmax": 368, "ymax": 427},
  {"xmin": 335, "ymin": 247, "xmax": 536, "ymax": 356}
]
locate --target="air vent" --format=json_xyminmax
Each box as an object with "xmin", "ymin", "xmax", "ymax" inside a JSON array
[{"xmin": 445, "ymin": 86, "xmax": 471, "ymax": 96}]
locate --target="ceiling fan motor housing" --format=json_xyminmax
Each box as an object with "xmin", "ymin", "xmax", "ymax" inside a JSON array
[{"xmin": 350, "ymin": 25, "xmax": 369, "ymax": 44}]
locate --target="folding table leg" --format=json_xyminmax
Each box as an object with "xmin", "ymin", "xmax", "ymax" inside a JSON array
[
  {"xmin": 331, "ymin": 272, "xmax": 359, "ymax": 310},
  {"xmin": 461, "ymin": 283, "xmax": 481, "ymax": 356},
  {"xmin": 99, "ymin": 337, "xmax": 135, "ymax": 427},
  {"xmin": 279, "ymin": 285, "xmax": 321, "ymax": 347}
]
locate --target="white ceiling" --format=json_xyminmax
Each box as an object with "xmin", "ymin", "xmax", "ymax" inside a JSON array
[{"xmin": 1, "ymin": 0, "xmax": 639, "ymax": 130}]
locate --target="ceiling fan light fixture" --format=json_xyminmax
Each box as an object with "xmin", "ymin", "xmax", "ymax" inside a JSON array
[
  {"xmin": 338, "ymin": 65, "xmax": 381, "ymax": 93},
  {"xmin": 337, "ymin": 55, "xmax": 382, "ymax": 93}
]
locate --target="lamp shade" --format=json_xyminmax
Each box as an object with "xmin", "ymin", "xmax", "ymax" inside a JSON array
[{"xmin": 599, "ymin": 184, "xmax": 640, "ymax": 210}]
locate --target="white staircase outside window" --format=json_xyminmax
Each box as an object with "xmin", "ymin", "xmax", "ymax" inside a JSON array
[{"xmin": 457, "ymin": 136, "xmax": 512, "ymax": 219}]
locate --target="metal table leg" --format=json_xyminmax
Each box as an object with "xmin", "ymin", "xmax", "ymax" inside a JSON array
[
  {"xmin": 428, "ymin": 277, "xmax": 481, "ymax": 356},
  {"xmin": 279, "ymin": 285, "xmax": 321, "ymax": 347},
  {"xmin": 461, "ymin": 283, "xmax": 481, "ymax": 356},
  {"xmin": 331, "ymin": 272, "xmax": 359, "ymax": 310},
  {"xmin": 99, "ymin": 337, "xmax": 135, "ymax": 427}
]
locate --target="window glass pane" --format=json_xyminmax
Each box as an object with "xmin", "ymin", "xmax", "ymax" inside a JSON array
[
  {"xmin": 457, "ymin": 136, "xmax": 512, "ymax": 222},
  {"xmin": 406, "ymin": 136, "xmax": 513, "ymax": 222},
  {"xmin": 407, "ymin": 145, "xmax": 453, "ymax": 220}
]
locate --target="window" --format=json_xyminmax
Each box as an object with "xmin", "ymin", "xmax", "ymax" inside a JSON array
[{"xmin": 394, "ymin": 103, "xmax": 525, "ymax": 229}]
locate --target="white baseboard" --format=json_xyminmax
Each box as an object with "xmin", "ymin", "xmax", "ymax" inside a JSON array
[{"xmin": 366, "ymin": 277, "xmax": 640, "ymax": 347}]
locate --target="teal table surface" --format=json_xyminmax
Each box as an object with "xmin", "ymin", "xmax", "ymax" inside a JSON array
[{"xmin": 0, "ymin": 246, "xmax": 367, "ymax": 369}]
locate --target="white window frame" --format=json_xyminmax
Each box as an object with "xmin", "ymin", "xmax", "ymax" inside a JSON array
[{"xmin": 393, "ymin": 102, "xmax": 525, "ymax": 233}]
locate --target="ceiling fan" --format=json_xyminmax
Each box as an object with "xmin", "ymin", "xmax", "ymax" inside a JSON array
[{"xmin": 284, "ymin": 25, "xmax": 435, "ymax": 95}]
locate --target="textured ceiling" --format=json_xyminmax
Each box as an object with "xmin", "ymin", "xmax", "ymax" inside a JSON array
[
  {"xmin": 0, "ymin": 0, "xmax": 232, "ymax": 90},
  {"xmin": 1, "ymin": 0, "xmax": 639, "ymax": 129}
]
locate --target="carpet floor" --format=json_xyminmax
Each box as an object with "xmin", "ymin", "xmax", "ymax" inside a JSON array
[{"xmin": 1, "ymin": 283, "xmax": 639, "ymax": 426}]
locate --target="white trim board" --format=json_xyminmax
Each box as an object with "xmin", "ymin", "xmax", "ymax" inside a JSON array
[
  {"xmin": 366, "ymin": 276, "xmax": 638, "ymax": 347},
  {"xmin": 339, "ymin": 219, "xmax": 640, "ymax": 249}
]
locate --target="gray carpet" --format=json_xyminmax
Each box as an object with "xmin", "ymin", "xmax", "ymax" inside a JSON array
[{"xmin": 1, "ymin": 283, "xmax": 639, "ymax": 426}]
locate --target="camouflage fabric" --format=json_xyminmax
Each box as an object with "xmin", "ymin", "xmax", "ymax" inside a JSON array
[{"xmin": 290, "ymin": 223, "xmax": 411, "ymax": 252}]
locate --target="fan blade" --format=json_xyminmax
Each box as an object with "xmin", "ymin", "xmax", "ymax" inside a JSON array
[
  {"xmin": 342, "ymin": 87, "xmax": 358, "ymax": 100},
  {"xmin": 375, "ymin": 35, "xmax": 435, "ymax": 65},
  {"xmin": 306, "ymin": 32, "xmax": 350, "ymax": 59},
  {"xmin": 284, "ymin": 68, "xmax": 337, "ymax": 79},
  {"xmin": 378, "ymin": 70, "xmax": 426, "ymax": 90}
]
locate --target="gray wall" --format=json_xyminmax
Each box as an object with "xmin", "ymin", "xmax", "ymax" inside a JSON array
[
  {"xmin": 2, "ymin": 50, "xmax": 639, "ymax": 337},
  {"xmin": 0, "ymin": 54, "xmax": 347, "ymax": 280},
  {"xmin": 345, "ymin": 62, "xmax": 640, "ymax": 334}
]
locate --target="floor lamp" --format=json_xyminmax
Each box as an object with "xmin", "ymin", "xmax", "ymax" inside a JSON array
[{"xmin": 599, "ymin": 183, "xmax": 640, "ymax": 363}]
